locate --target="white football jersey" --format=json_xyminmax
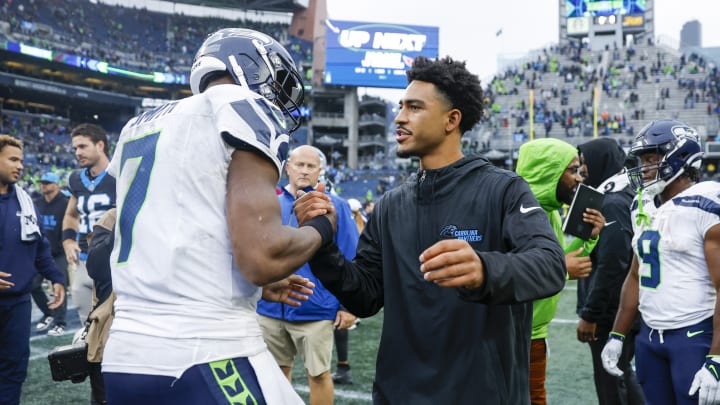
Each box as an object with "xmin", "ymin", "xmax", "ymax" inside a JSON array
[
  {"xmin": 631, "ymin": 181, "xmax": 720, "ymax": 330},
  {"xmin": 104, "ymin": 84, "xmax": 291, "ymax": 377}
]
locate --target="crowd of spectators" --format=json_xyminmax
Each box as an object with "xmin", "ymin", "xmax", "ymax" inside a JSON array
[
  {"xmin": 3, "ymin": 0, "xmax": 294, "ymax": 74},
  {"xmin": 474, "ymin": 38, "xmax": 720, "ymax": 156},
  {"xmin": 1, "ymin": 108, "xmax": 406, "ymax": 202},
  {"xmin": 0, "ymin": 111, "xmax": 113, "ymax": 198}
]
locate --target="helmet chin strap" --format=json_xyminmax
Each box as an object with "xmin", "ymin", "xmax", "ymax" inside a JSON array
[
  {"xmin": 641, "ymin": 179, "xmax": 667, "ymax": 198},
  {"xmin": 227, "ymin": 55, "xmax": 249, "ymax": 88}
]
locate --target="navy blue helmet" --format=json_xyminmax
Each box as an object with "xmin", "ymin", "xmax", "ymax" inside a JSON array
[
  {"xmin": 190, "ymin": 28, "xmax": 304, "ymax": 131},
  {"xmin": 627, "ymin": 119, "xmax": 702, "ymax": 195}
]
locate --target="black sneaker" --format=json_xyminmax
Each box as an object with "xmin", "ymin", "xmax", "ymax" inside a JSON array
[
  {"xmin": 332, "ymin": 365, "xmax": 354, "ymax": 385},
  {"xmin": 36, "ymin": 316, "xmax": 54, "ymax": 331}
]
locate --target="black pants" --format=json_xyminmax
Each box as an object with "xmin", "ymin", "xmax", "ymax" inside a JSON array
[
  {"xmin": 89, "ymin": 362, "xmax": 106, "ymax": 404},
  {"xmin": 334, "ymin": 328, "xmax": 348, "ymax": 363},
  {"xmin": 30, "ymin": 255, "xmax": 68, "ymax": 326},
  {"xmin": 589, "ymin": 321, "xmax": 645, "ymax": 405},
  {"xmin": 0, "ymin": 299, "xmax": 31, "ymax": 405}
]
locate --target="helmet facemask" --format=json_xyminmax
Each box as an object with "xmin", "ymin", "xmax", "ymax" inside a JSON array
[
  {"xmin": 628, "ymin": 134, "xmax": 703, "ymax": 197},
  {"xmin": 628, "ymin": 151, "xmax": 670, "ymax": 196},
  {"xmin": 263, "ymin": 50, "xmax": 304, "ymax": 132}
]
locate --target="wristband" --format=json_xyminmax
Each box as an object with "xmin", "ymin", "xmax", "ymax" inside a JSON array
[
  {"xmin": 705, "ymin": 356, "xmax": 720, "ymax": 381},
  {"xmin": 62, "ymin": 229, "xmax": 77, "ymax": 241},
  {"xmin": 302, "ymin": 216, "xmax": 333, "ymax": 247},
  {"xmin": 608, "ymin": 331, "xmax": 625, "ymax": 341}
]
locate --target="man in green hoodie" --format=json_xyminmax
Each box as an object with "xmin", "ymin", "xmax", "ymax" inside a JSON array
[{"xmin": 516, "ymin": 138, "xmax": 606, "ymax": 405}]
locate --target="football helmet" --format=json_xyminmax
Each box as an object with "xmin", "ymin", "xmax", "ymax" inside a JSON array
[
  {"xmin": 627, "ymin": 119, "xmax": 703, "ymax": 196},
  {"xmin": 190, "ymin": 28, "xmax": 305, "ymax": 131}
]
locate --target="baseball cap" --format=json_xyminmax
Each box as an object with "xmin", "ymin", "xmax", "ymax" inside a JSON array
[
  {"xmin": 348, "ymin": 198, "xmax": 362, "ymax": 212},
  {"xmin": 40, "ymin": 172, "xmax": 60, "ymax": 184}
]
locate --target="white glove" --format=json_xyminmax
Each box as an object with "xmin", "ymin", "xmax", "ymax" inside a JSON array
[
  {"xmin": 689, "ymin": 357, "xmax": 720, "ymax": 405},
  {"xmin": 600, "ymin": 332, "xmax": 625, "ymax": 377}
]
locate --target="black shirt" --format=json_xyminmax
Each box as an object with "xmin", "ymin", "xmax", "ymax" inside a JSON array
[{"xmin": 34, "ymin": 192, "xmax": 70, "ymax": 257}]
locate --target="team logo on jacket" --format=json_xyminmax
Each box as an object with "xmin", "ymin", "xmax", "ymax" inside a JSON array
[{"xmin": 439, "ymin": 225, "xmax": 483, "ymax": 242}]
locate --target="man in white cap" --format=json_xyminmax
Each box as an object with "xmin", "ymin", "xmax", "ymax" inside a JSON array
[{"xmin": 32, "ymin": 172, "xmax": 70, "ymax": 336}]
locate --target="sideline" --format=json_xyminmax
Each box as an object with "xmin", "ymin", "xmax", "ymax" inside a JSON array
[{"xmin": 30, "ymin": 331, "xmax": 374, "ymax": 402}]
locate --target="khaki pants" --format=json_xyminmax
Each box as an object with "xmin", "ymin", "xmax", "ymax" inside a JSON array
[
  {"xmin": 258, "ymin": 315, "xmax": 333, "ymax": 377},
  {"xmin": 530, "ymin": 338, "xmax": 547, "ymax": 405}
]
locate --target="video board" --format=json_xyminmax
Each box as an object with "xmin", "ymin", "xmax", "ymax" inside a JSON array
[
  {"xmin": 323, "ymin": 19, "xmax": 439, "ymax": 89},
  {"xmin": 565, "ymin": 0, "xmax": 646, "ymax": 17}
]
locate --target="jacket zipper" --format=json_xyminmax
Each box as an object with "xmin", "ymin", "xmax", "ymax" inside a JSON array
[{"xmin": 416, "ymin": 170, "xmax": 426, "ymax": 254}]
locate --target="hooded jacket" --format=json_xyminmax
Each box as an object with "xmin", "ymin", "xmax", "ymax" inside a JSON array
[
  {"xmin": 308, "ymin": 154, "xmax": 566, "ymax": 404},
  {"xmin": 516, "ymin": 138, "xmax": 598, "ymax": 340},
  {"xmin": 575, "ymin": 138, "xmax": 633, "ymax": 324}
]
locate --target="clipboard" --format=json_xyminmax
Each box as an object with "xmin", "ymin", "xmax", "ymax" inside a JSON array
[{"xmin": 562, "ymin": 183, "xmax": 605, "ymax": 240}]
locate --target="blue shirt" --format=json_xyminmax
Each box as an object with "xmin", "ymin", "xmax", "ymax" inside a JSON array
[
  {"xmin": 256, "ymin": 187, "xmax": 359, "ymax": 321},
  {"xmin": 0, "ymin": 186, "xmax": 65, "ymax": 304}
]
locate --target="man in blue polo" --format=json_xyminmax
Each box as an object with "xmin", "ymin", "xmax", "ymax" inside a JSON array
[{"xmin": 257, "ymin": 145, "xmax": 359, "ymax": 404}]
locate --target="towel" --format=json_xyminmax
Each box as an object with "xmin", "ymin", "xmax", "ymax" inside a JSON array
[{"xmin": 15, "ymin": 184, "xmax": 41, "ymax": 242}]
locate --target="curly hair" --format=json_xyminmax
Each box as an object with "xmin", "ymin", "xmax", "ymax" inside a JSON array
[
  {"xmin": 406, "ymin": 56, "xmax": 484, "ymax": 134},
  {"xmin": 685, "ymin": 166, "xmax": 701, "ymax": 182}
]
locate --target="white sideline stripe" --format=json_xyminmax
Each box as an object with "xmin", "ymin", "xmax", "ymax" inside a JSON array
[
  {"xmin": 293, "ymin": 384, "xmax": 372, "ymax": 401},
  {"xmin": 30, "ymin": 348, "xmax": 49, "ymax": 361},
  {"xmin": 552, "ymin": 318, "xmax": 578, "ymax": 324},
  {"xmin": 29, "ymin": 327, "xmax": 79, "ymax": 361}
]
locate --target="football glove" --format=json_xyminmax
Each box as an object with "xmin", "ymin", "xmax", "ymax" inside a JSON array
[
  {"xmin": 600, "ymin": 332, "xmax": 625, "ymax": 377},
  {"xmin": 689, "ymin": 356, "xmax": 720, "ymax": 405}
]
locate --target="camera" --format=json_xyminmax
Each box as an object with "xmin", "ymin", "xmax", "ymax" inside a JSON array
[{"xmin": 47, "ymin": 342, "xmax": 90, "ymax": 383}]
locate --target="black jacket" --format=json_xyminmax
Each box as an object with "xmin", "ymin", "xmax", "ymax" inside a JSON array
[
  {"xmin": 86, "ymin": 220, "xmax": 114, "ymax": 306},
  {"xmin": 576, "ymin": 138, "xmax": 634, "ymax": 325},
  {"xmin": 577, "ymin": 187, "xmax": 634, "ymax": 324},
  {"xmin": 34, "ymin": 192, "xmax": 69, "ymax": 257},
  {"xmin": 309, "ymin": 155, "xmax": 566, "ymax": 404}
]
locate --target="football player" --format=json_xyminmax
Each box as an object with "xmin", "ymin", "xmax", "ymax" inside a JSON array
[
  {"xmin": 601, "ymin": 120, "xmax": 720, "ymax": 405},
  {"xmin": 102, "ymin": 28, "xmax": 331, "ymax": 404},
  {"xmin": 62, "ymin": 123, "xmax": 116, "ymax": 326}
]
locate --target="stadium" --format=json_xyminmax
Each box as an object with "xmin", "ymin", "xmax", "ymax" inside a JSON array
[{"xmin": 2, "ymin": 0, "xmax": 720, "ymax": 403}]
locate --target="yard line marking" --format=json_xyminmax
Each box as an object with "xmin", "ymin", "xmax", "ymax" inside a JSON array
[
  {"xmin": 551, "ymin": 318, "xmax": 578, "ymax": 324},
  {"xmin": 294, "ymin": 384, "xmax": 372, "ymax": 401},
  {"xmin": 30, "ymin": 328, "xmax": 77, "ymax": 342},
  {"xmin": 30, "ymin": 348, "xmax": 50, "ymax": 361},
  {"xmin": 29, "ymin": 327, "xmax": 81, "ymax": 361}
]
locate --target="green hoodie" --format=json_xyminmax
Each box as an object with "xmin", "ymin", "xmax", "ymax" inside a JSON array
[{"xmin": 516, "ymin": 138, "xmax": 598, "ymax": 340}]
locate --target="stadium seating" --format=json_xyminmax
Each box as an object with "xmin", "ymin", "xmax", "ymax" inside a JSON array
[
  {"xmin": 4, "ymin": 0, "xmax": 291, "ymax": 74},
  {"xmin": 474, "ymin": 40, "xmax": 719, "ymax": 154}
]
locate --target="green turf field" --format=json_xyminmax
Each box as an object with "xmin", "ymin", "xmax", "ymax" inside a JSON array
[{"xmin": 22, "ymin": 280, "xmax": 603, "ymax": 404}]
